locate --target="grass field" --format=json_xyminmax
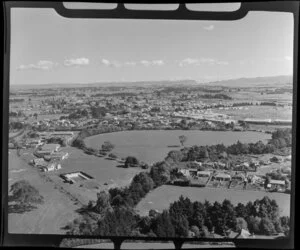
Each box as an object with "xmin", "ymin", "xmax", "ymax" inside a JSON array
[
  {"xmin": 84, "ymin": 130, "xmax": 271, "ymax": 164},
  {"xmin": 136, "ymin": 185, "xmax": 290, "ymax": 217}
]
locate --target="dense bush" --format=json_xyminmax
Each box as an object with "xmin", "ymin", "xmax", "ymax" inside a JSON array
[{"xmin": 9, "ymin": 180, "xmax": 44, "ymax": 205}]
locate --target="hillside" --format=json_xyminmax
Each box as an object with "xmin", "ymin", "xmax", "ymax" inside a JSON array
[{"xmin": 207, "ymin": 75, "xmax": 293, "ymax": 87}]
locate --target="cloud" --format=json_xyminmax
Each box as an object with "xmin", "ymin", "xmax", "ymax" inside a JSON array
[
  {"xmin": 203, "ymin": 24, "xmax": 214, "ymax": 31},
  {"xmin": 101, "ymin": 59, "xmax": 123, "ymax": 67},
  {"xmin": 140, "ymin": 60, "xmax": 165, "ymax": 66},
  {"xmin": 178, "ymin": 57, "xmax": 228, "ymax": 67},
  {"xmin": 17, "ymin": 60, "xmax": 58, "ymax": 71},
  {"xmin": 64, "ymin": 57, "xmax": 89, "ymax": 66}
]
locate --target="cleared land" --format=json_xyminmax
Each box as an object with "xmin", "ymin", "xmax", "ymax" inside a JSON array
[
  {"xmin": 136, "ymin": 185, "xmax": 290, "ymax": 217},
  {"xmin": 84, "ymin": 130, "xmax": 271, "ymax": 164}
]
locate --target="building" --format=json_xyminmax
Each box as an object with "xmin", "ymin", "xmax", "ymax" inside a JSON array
[
  {"xmin": 40, "ymin": 163, "xmax": 61, "ymax": 172},
  {"xmin": 268, "ymin": 179, "xmax": 286, "ymax": 191},
  {"xmin": 197, "ymin": 171, "xmax": 211, "ymax": 178},
  {"xmin": 214, "ymin": 173, "xmax": 231, "ymax": 181}
]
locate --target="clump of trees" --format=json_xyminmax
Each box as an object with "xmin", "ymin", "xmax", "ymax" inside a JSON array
[
  {"xmin": 124, "ymin": 156, "xmax": 139, "ymax": 168},
  {"xmin": 174, "ymin": 129, "xmax": 292, "ymax": 164},
  {"xmin": 9, "ymin": 180, "xmax": 44, "ymax": 213}
]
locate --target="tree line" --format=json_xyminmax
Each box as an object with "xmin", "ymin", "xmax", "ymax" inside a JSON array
[{"xmin": 66, "ymin": 192, "xmax": 290, "ymax": 238}]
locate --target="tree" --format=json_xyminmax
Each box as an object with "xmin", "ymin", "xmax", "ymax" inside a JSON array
[
  {"xmin": 179, "ymin": 135, "xmax": 187, "ymax": 146},
  {"xmin": 150, "ymin": 161, "xmax": 170, "ymax": 187},
  {"xmin": 170, "ymin": 213, "xmax": 189, "ymax": 237},
  {"xmin": 101, "ymin": 141, "xmax": 115, "ymax": 152},
  {"xmin": 235, "ymin": 203, "xmax": 249, "ymax": 218},
  {"xmin": 247, "ymin": 216, "xmax": 261, "ymax": 234},
  {"xmin": 154, "ymin": 210, "xmax": 175, "ymax": 237},
  {"xmin": 132, "ymin": 172, "xmax": 154, "ymax": 194},
  {"xmin": 259, "ymin": 217, "xmax": 276, "ymax": 235},
  {"xmin": 125, "ymin": 156, "xmax": 139, "ymax": 168},
  {"xmin": 236, "ymin": 217, "xmax": 248, "ymax": 231},
  {"xmin": 96, "ymin": 207, "xmax": 138, "ymax": 236},
  {"xmin": 94, "ymin": 191, "xmax": 111, "ymax": 213}
]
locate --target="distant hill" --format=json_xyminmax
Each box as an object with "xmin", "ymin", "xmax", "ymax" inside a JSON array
[
  {"xmin": 10, "ymin": 79, "xmax": 198, "ymax": 90},
  {"xmin": 10, "ymin": 75, "xmax": 293, "ymax": 90},
  {"xmin": 207, "ymin": 75, "xmax": 293, "ymax": 87}
]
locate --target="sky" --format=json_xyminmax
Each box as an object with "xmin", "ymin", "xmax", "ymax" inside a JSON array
[{"xmin": 10, "ymin": 4, "xmax": 294, "ymax": 85}]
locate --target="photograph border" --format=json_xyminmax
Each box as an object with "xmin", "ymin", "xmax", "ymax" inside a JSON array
[{"xmin": 2, "ymin": 1, "xmax": 298, "ymax": 248}]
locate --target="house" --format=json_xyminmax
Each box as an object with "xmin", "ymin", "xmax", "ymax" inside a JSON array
[
  {"xmin": 214, "ymin": 173, "xmax": 231, "ymax": 181},
  {"xmin": 268, "ymin": 179, "xmax": 286, "ymax": 191},
  {"xmin": 197, "ymin": 171, "xmax": 211, "ymax": 178},
  {"xmin": 40, "ymin": 162, "xmax": 61, "ymax": 172}
]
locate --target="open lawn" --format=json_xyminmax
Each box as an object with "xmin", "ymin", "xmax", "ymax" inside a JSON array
[{"xmin": 61, "ymin": 147, "xmax": 145, "ymax": 188}]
